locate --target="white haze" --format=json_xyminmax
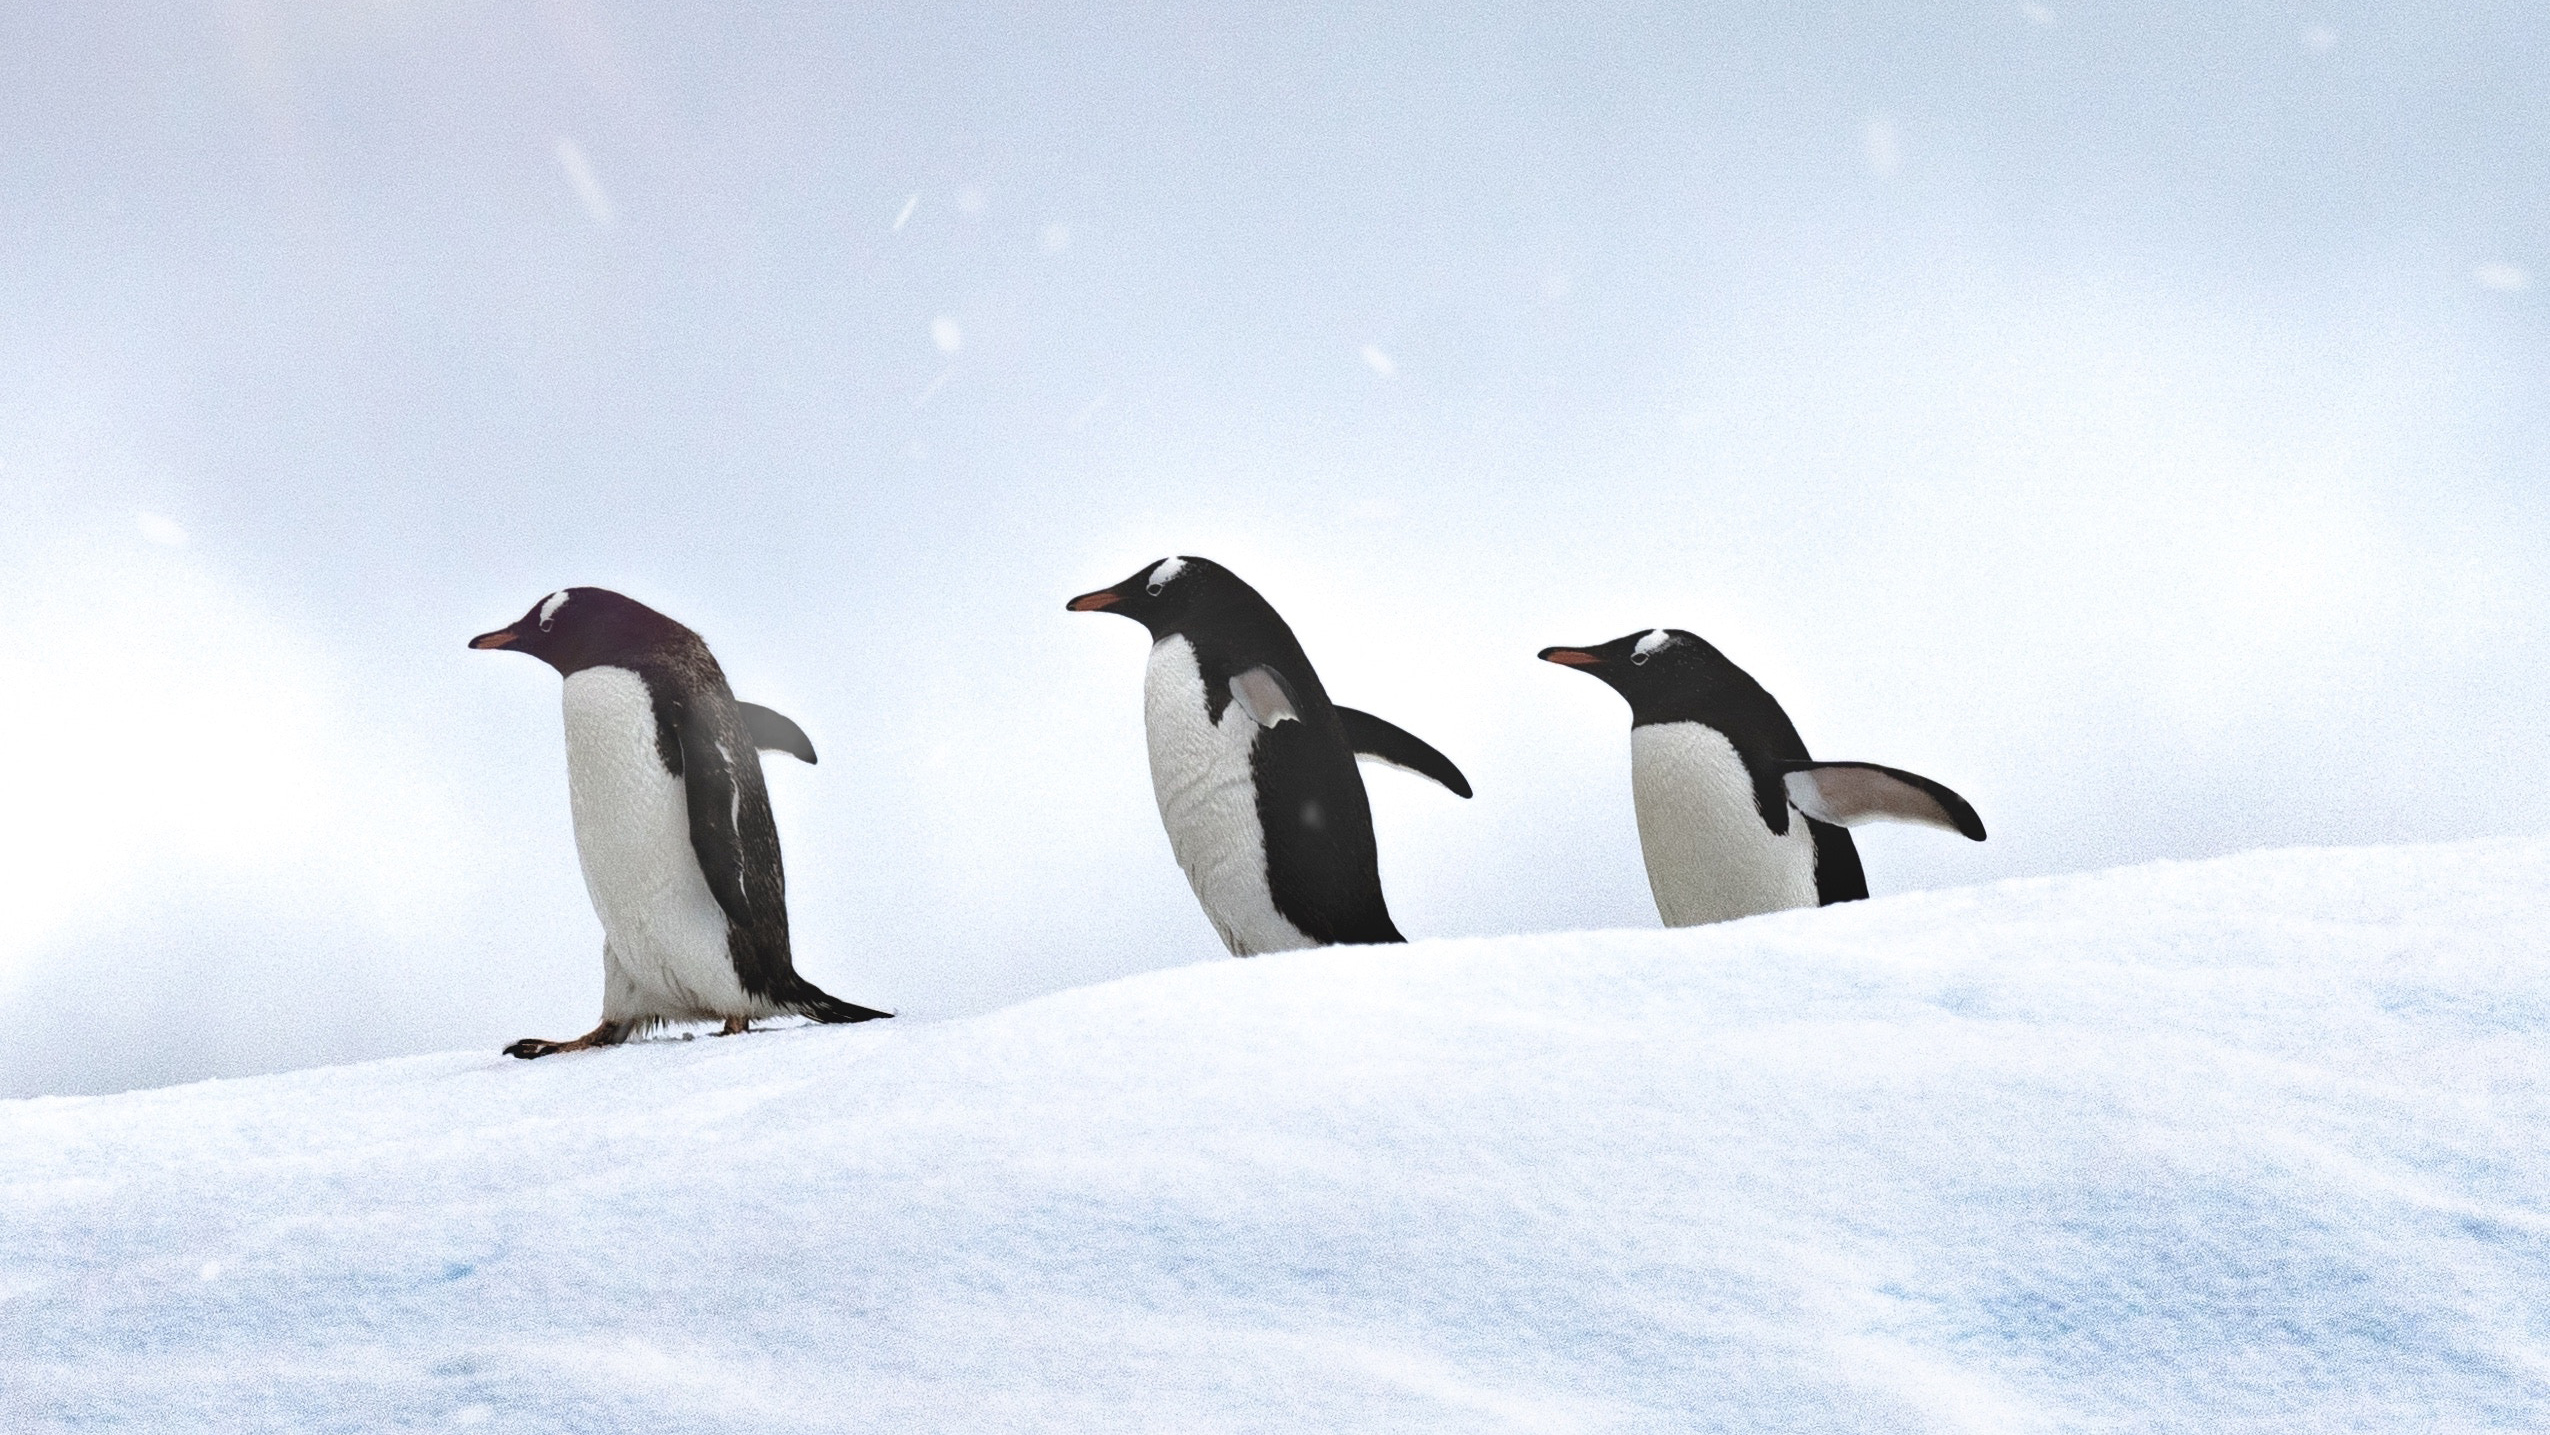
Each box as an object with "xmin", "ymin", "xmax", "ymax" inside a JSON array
[{"xmin": 1, "ymin": 3, "xmax": 2543, "ymax": 1094}]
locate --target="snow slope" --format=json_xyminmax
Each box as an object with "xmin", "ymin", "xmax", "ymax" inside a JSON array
[{"xmin": 6, "ymin": 840, "xmax": 2548, "ymax": 1433}]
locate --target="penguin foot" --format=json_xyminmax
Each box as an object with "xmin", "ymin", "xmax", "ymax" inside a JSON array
[
  {"xmin": 503, "ymin": 1020, "xmax": 628, "ymax": 1060},
  {"xmin": 716, "ymin": 1017, "xmax": 752, "ymax": 1037}
]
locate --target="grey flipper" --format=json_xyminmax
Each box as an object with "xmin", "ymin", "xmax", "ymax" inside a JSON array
[
  {"xmin": 1335, "ymin": 706, "xmax": 1472, "ymax": 799},
  {"xmin": 1779, "ymin": 761, "xmax": 1985, "ymax": 840},
  {"xmin": 1227, "ymin": 666, "xmax": 1301, "ymax": 728},
  {"xmin": 738, "ymin": 702, "xmax": 817, "ymax": 765}
]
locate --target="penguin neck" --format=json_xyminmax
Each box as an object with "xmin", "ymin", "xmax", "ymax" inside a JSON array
[{"xmin": 1155, "ymin": 619, "xmax": 1328, "ymax": 724}]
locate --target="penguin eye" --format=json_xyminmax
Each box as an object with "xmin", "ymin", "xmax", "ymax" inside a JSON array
[
  {"xmin": 1146, "ymin": 583, "xmax": 1164, "ymax": 596},
  {"xmin": 1630, "ymin": 651, "xmax": 1649, "ymax": 666}
]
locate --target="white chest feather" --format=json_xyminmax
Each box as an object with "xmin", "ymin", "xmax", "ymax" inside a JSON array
[
  {"xmin": 561, "ymin": 667, "xmax": 759, "ymax": 1021},
  {"xmin": 1142, "ymin": 636, "xmax": 1315, "ymax": 957},
  {"xmin": 1630, "ymin": 721, "xmax": 1820, "ymax": 928}
]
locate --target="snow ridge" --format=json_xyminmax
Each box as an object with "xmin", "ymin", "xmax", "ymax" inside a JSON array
[{"xmin": 5, "ymin": 839, "xmax": 2548, "ymax": 1432}]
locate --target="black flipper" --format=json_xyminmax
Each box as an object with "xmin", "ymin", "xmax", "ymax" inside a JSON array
[
  {"xmin": 674, "ymin": 696, "xmax": 893, "ymax": 1020},
  {"xmin": 1333, "ymin": 707, "xmax": 1473, "ymax": 798},
  {"xmin": 739, "ymin": 702, "xmax": 817, "ymax": 765},
  {"xmin": 1778, "ymin": 761, "xmax": 1987, "ymax": 841},
  {"xmin": 673, "ymin": 698, "xmax": 780, "ymax": 955}
]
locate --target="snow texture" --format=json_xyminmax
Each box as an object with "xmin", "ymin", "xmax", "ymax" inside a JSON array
[{"xmin": 5, "ymin": 839, "xmax": 2548, "ymax": 1432}]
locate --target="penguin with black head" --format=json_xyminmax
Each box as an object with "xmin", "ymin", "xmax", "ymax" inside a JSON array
[
  {"xmin": 1539, "ymin": 628, "xmax": 1985, "ymax": 927},
  {"xmin": 471, "ymin": 587, "xmax": 890, "ymax": 1057},
  {"xmin": 1068, "ymin": 557, "xmax": 1472, "ymax": 955}
]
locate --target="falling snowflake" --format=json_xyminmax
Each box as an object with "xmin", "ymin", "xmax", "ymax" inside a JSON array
[
  {"xmin": 2474, "ymin": 263, "xmax": 2532, "ymax": 293},
  {"xmin": 137, "ymin": 512, "xmax": 189, "ymax": 547},
  {"xmin": 1863, "ymin": 117, "xmax": 1903, "ymax": 178},
  {"xmin": 553, "ymin": 138, "xmax": 614, "ymax": 226}
]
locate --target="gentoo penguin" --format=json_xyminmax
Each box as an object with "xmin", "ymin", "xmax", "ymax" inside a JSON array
[
  {"xmin": 470, "ymin": 587, "xmax": 889, "ymax": 1057},
  {"xmin": 1067, "ymin": 556, "xmax": 1471, "ymax": 955},
  {"xmin": 1539, "ymin": 628, "xmax": 1984, "ymax": 927}
]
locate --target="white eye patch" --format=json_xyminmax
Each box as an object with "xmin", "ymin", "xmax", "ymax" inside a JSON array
[
  {"xmin": 1632, "ymin": 629, "xmax": 1676, "ymax": 660},
  {"xmin": 538, "ymin": 590, "xmax": 572, "ymax": 629},
  {"xmin": 1146, "ymin": 556, "xmax": 1187, "ymax": 593}
]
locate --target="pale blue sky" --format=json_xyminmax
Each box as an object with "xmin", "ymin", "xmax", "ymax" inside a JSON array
[{"xmin": 3, "ymin": 2, "xmax": 2542, "ymax": 1093}]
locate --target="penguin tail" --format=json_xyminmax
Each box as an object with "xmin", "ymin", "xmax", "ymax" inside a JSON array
[{"xmin": 789, "ymin": 984, "xmax": 896, "ymax": 1024}]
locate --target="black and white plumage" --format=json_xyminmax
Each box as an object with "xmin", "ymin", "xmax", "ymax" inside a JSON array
[
  {"xmin": 470, "ymin": 587, "xmax": 889, "ymax": 1057},
  {"xmin": 1068, "ymin": 556, "xmax": 1471, "ymax": 955},
  {"xmin": 1540, "ymin": 628, "xmax": 1985, "ymax": 928}
]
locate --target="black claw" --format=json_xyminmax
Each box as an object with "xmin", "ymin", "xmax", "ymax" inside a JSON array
[{"xmin": 504, "ymin": 1039, "xmax": 556, "ymax": 1060}]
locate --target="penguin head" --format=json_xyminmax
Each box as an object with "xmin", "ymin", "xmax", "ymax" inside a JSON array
[
  {"xmin": 1065, "ymin": 555, "xmax": 1226, "ymax": 639},
  {"xmin": 1538, "ymin": 629, "xmax": 1741, "ymax": 717},
  {"xmin": 469, "ymin": 587, "xmax": 681, "ymax": 676}
]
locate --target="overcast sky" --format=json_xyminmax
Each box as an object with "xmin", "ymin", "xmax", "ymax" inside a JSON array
[{"xmin": 3, "ymin": 1, "xmax": 2542, "ymax": 1096}]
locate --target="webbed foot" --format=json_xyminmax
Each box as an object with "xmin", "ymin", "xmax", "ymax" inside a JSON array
[{"xmin": 502, "ymin": 1020, "xmax": 627, "ymax": 1060}]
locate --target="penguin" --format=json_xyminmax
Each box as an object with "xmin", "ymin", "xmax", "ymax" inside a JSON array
[
  {"xmin": 1067, "ymin": 556, "xmax": 1471, "ymax": 955},
  {"xmin": 470, "ymin": 587, "xmax": 890, "ymax": 1057},
  {"xmin": 1538, "ymin": 628, "xmax": 1984, "ymax": 927}
]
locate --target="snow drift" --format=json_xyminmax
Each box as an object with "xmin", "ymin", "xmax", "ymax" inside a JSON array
[{"xmin": 6, "ymin": 840, "xmax": 2548, "ymax": 1432}]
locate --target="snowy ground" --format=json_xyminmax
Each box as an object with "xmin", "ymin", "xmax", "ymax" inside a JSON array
[{"xmin": 5, "ymin": 839, "xmax": 2548, "ymax": 1433}]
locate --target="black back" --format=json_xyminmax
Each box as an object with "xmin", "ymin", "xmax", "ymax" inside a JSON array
[
  {"xmin": 1070, "ymin": 557, "xmax": 1405, "ymax": 945},
  {"xmin": 471, "ymin": 588, "xmax": 875, "ymax": 1011},
  {"xmin": 1540, "ymin": 629, "xmax": 1868, "ymax": 905}
]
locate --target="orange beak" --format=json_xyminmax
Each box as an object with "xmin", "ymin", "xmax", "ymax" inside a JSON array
[
  {"xmin": 1539, "ymin": 648, "xmax": 1602, "ymax": 667},
  {"xmin": 469, "ymin": 629, "xmax": 519, "ymax": 649},
  {"xmin": 1066, "ymin": 590, "xmax": 1121, "ymax": 612}
]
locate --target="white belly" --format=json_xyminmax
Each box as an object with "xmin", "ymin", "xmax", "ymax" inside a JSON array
[
  {"xmin": 1143, "ymin": 637, "xmax": 1316, "ymax": 957},
  {"xmin": 561, "ymin": 667, "xmax": 764, "ymax": 1024},
  {"xmin": 1630, "ymin": 721, "xmax": 1819, "ymax": 927}
]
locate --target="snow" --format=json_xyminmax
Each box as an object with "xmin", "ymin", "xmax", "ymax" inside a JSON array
[{"xmin": 6, "ymin": 838, "xmax": 2548, "ymax": 1432}]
